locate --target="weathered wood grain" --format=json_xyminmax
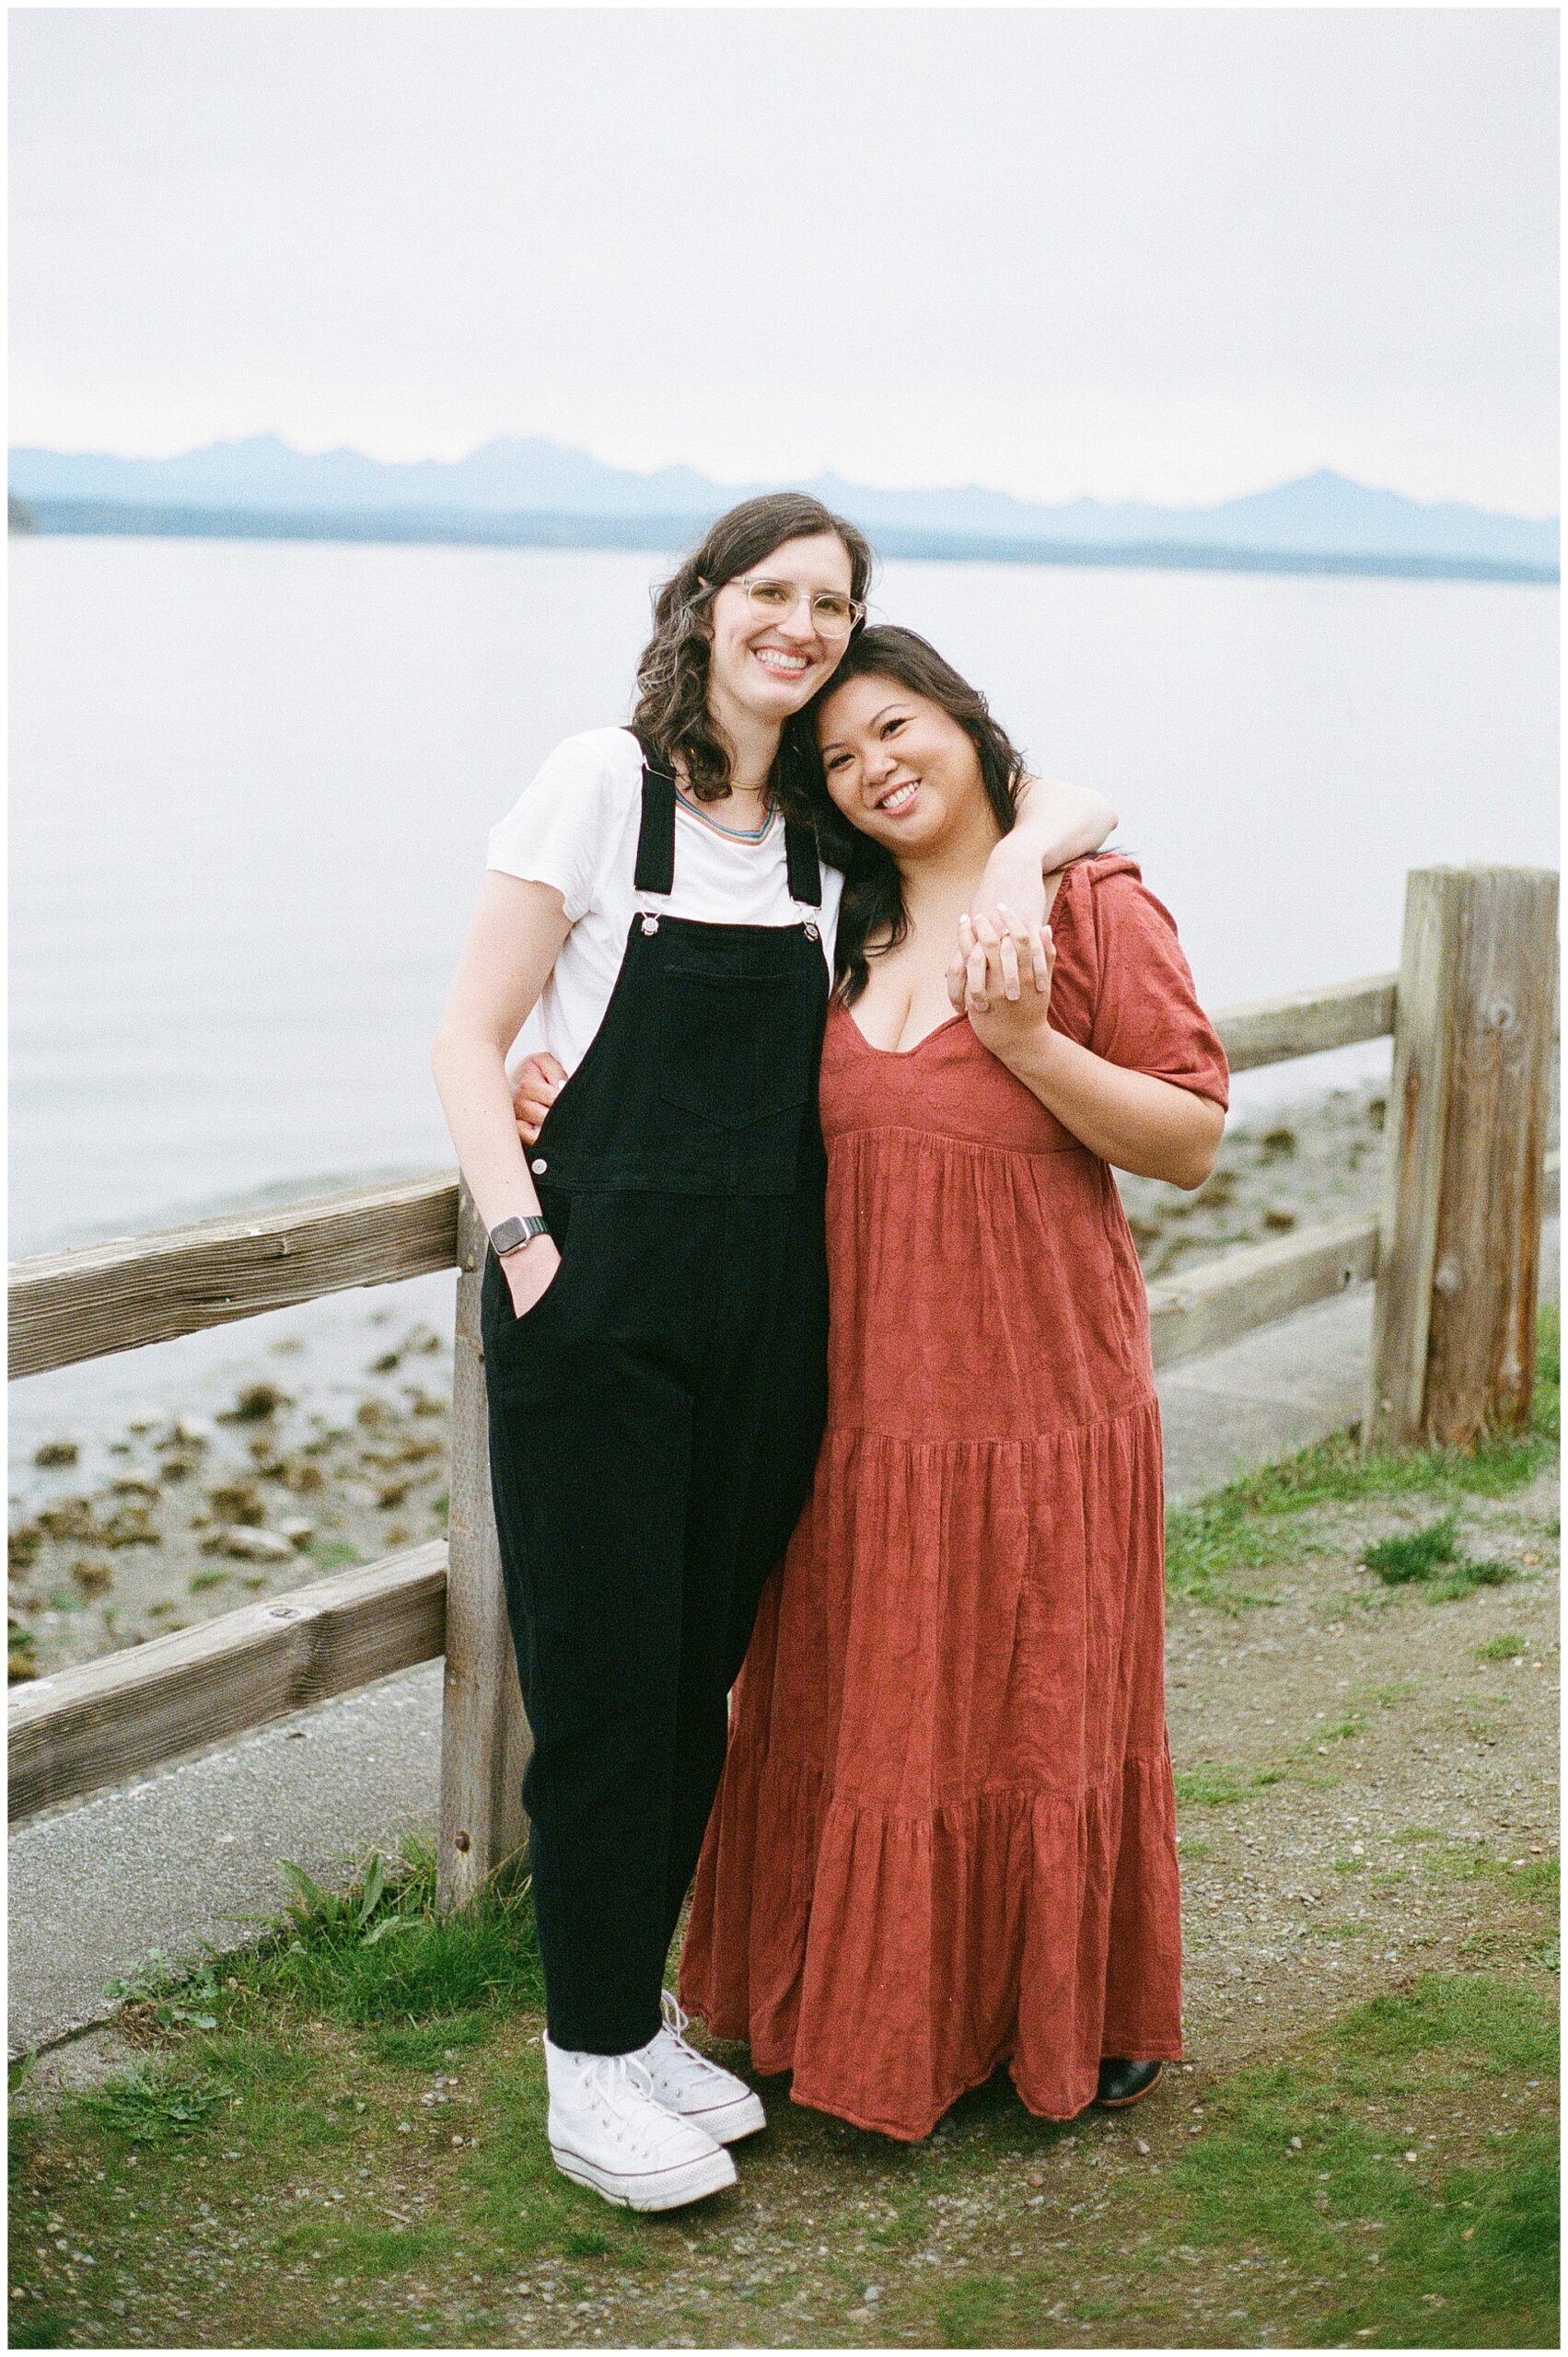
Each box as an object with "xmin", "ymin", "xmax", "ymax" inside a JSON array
[
  {"xmin": 1214, "ymin": 973, "xmax": 1397, "ymax": 1074},
  {"xmin": 8, "ymin": 1173, "xmax": 461, "ymax": 1378},
  {"xmin": 1149, "ymin": 1216, "xmax": 1379, "ymax": 1373},
  {"xmin": 436, "ymin": 1184, "xmax": 529, "ymax": 1912},
  {"xmin": 7, "ymin": 1542, "xmax": 447, "ymax": 1824},
  {"xmin": 1365, "ymin": 873, "xmax": 1458, "ymax": 1447},
  {"xmin": 1421, "ymin": 870, "xmax": 1558, "ymax": 1444},
  {"xmin": 1367, "ymin": 868, "xmax": 1558, "ymax": 1447}
]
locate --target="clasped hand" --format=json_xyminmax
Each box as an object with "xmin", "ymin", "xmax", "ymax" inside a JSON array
[{"xmin": 946, "ymin": 904, "xmax": 1057, "ymax": 1064}]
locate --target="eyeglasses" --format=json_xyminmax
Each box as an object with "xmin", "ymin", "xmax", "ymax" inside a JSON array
[{"xmin": 709, "ymin": 575, "xmax": 865, "ymax": 640}]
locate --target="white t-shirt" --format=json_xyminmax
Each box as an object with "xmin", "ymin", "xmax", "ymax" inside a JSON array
[{"xmin": 485, "ymin": 726, "xmax": 844, "ymax": 1074}]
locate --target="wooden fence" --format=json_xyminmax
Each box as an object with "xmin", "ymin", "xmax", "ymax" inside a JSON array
[{"xmin": 8, "ymin": 865, "xmax": 1559, "ymax": 1912}]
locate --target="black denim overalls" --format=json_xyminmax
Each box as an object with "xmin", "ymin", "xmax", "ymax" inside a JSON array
[{"xmin": 481, "ymin": 746, "xmax": 830, "ymax": 2055}]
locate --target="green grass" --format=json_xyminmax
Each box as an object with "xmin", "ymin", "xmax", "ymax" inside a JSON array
[
  {"xmin": 82, "ymin": 1837, "xmax": 543, "ymax": 2068},
  {"xmin": 1427, "ymin": 1558, "xmax": 1521, "ymax": 1602},
  {"xmin": 1176, "ymin": 1694, "xmax": 1403, "ymax": 1809},
  {"xmin": 1451, "ymin": 1851, "xmax": 1559, "ymax": 1901},
  {"xmin": 8, "ymin": 1844, "xmax": 562, "ymax": 2350},
  {"xmin": 1365, "ymin": 1514, "xmax": 1462, "ymax": 1583},
  {"xmin": 1167, "ymin": 1975, "xmax": 1558, "ymax": 2348},
  {"xmin": 102, "ymin": 1949, "xmax": 223, "ymax": 2030},
  {"xmin": 11, "ymin": 1957, "xmax": 1557, "ymax": 2351},
  {"xmin": 560, "ymin": 2227, "xmax": 612, "ymax": 2258},
  {"xmin": 1164, "ymin": 1490, "xmax": 1300, "ymax": 1607},
  {"xmin": 81, "ymin": 2061, "xmax": 233, "ymax": 2143},
  {"xmin": 1361, "ymin": 1516, "xmax": 1522, "ymax": 1602},
  {"xmin": 370, "ymin": 2011, "xmax": 494, "ymax": 2069},
  {"xmin": 234, "ymin": 1836, "xmax": 545, "ymax": 2026},
  {"xmin": 1476, "ymin": 1632, "xmax": 1528, "ymax": 1662},
  {"xmin": 308, "ymin": 1537, "xmax": 362, "ymax": 1572},
  {"xmin": 1176, "ymin": 1762, "xmax": 1285, "ymax": 1809},
  {"xmin": 1167, "ymin": 1306, "xmax": 1557, "ymax": 1608}
]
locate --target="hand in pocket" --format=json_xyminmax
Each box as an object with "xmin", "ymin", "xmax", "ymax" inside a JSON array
[{"xmin": 504, "ymin": 1237, "xmax": 563, "ymax": 1320}]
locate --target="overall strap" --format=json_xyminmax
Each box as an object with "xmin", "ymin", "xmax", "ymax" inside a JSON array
[
  {"xmin": 633, "ymin": 740, "xmax": 678, "ymax": 898},
  {"xmin": 632, "ymin": 728, "xmax": 822, "ymax": 911},
  {"xmin": 784, "ymin": 820, "xmax": 822, "ymax": 909}
]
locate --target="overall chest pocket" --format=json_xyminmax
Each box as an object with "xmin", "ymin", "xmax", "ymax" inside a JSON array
[{"xmin": 658, "ymin": 967, "xmax": 811, "ymax": 1129}]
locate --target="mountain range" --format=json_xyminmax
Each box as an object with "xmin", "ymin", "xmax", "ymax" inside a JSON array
[{"xmin": 8, "ymin": 436, "xmax": 1558, "ymax": 580}]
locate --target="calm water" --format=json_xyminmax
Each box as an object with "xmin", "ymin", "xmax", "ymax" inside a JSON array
[{"xmin": 9, "ymin": 536, "xmax": 1560, "ymax": 1245}]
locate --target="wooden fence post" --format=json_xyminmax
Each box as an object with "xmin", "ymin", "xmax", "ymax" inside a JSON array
[
  {"xmin": 1366, "ymin": 865, "xmax": 1558, "ymax": 1451},
  {"xmin": 436, "ymin": 1183, "xmax": 529, "ymax": 1911}
]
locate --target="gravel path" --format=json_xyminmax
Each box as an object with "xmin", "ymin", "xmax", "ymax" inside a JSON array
[{"xmin": 1166, "ymin": 1467, "xmax": 1559, "ymax": 2073}]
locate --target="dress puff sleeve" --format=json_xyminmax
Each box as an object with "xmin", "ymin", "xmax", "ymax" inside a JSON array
[{"xmin": 1077, "ymin": 856, "xmax": 1230, "ymax": 1110}]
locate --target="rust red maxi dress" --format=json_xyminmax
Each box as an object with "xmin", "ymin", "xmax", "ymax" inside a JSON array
[{"xmin": 678, "ymin": 854, "xmax": 1231, "ymax": 2141}]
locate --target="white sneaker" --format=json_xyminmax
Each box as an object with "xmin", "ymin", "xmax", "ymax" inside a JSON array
[
  {"xmin": 543, "ymin": 2034, "xmax": 737, "ymax": 2212},
  {"xmin": 634, "ymin": 1991, "xmax": 767, "ymax": 2145}
]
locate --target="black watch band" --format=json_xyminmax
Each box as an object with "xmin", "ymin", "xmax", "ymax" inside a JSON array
[{"xmin": 490, "ymin": 1214, "xmax": 550, "ymax": 1258}]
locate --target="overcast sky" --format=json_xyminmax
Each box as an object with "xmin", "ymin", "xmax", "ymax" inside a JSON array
[{"xmin": 8, "ymin": 6, "xmax": 1559, "ymax": 513}]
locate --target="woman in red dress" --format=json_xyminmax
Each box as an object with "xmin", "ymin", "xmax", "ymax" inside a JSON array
[{"xmin": 677, "ymin": 627, "xmax": 1229, "ymax": 2141}]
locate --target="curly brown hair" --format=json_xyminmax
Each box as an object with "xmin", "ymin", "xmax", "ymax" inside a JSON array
[
  {"xmin": 804, "ymin": 626, "xmax": 1030, "ymax": 1006},
  {"xmin": 631, "ymin": 493, "xmax": 875, "ymax": 805}
]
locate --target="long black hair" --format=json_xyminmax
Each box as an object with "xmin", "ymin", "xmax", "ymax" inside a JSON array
[
  {"xmin": 804, "ymin": 626, "xmax": 1029, "ymax": 1004},
  {"xmin": 631, "ymin": 493, "xmax": 875, "ymax": 804}
]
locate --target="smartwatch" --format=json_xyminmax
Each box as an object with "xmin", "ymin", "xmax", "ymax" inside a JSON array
[{"xmin": 490, "ymin": 1214, "xmax": 551, "ymax": 1258}]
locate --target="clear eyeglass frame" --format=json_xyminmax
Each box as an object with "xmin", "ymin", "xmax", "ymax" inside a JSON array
[{"xmin": 709, "ymin": 575, "xmax": 866, "ymax": 639}]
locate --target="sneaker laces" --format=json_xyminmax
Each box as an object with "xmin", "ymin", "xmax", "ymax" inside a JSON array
[
  {"xmin": 660, "ymin": 1989, "xmax": 693, "ymax": 2045},
  {"xmin": 574, "ymin": 2049, "xmax": 675, "ymax": 2154},
  {"xmin": 655, "ymin": 1991, "xmax": 726, "ymax": 2086}
]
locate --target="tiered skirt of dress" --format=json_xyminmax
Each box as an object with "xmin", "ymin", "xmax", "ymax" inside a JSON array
[{"xmin": 679, "ymin": 856, "xmax": 1231, "ymax": 2139}]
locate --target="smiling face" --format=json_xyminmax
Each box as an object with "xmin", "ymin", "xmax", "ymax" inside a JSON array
[
  {"xmin": 703, "ymin": 532, "xmax": 856, "ymax": 725},
  {"xmin": 816, "ymin": 672, "xmax": 994, "ymax": 858}
]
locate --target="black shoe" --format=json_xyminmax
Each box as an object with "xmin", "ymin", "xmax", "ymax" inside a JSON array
[{"xmin": 1094, "ymin": 2058, "xmax": 1164, "ymax": 2109}]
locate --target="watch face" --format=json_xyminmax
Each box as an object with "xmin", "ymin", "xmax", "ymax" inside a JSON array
[{"xmin": 492, "ymin": 1215, "xmax": 546, "ymax": 1255}]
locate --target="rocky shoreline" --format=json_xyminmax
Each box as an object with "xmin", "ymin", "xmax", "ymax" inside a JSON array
[
  {"xmin": 8, "ymin": 1310, "xmax": 455, "ymax": 1687},
  {"xmin": 1116, "ymin": 1076, "xmax": 1392, "ymax": 1283},
  {"xmin": 2, "ymin": 1078, "xmax": 1532, "ymax": 1686}
]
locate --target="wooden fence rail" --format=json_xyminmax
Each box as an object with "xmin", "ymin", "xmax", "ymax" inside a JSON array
[
  {"xmin": 1216, "ymin": 972, "xmax": 1397, "ymax": 1074},
  {"xmin": 3, "ymin": 1204, "xmax": 1406, "ymax": 1829},
  {"xmin": 1145, "ymin": 1214, "xmax": 1380, "ymax": 1370},
  {"xmin": 8, "ymin": 1174, "xmax": 460, "ymax": 1382},
  {"xmin": 6, "ymin": 874, "xmax": 1558, "ymax": 1860},
  {"xmin": 9, "ymin": 1544, "xmax": 447, "ymax": 1824},
  {"xmin": 5, "ymin": 970, "xmax": 1398, "ymax": 1384}
]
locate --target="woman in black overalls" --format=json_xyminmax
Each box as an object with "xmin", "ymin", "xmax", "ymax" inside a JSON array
[{"xmin": 433, "ymin": 493, "xmax": 1115, "ymax": 2212}]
